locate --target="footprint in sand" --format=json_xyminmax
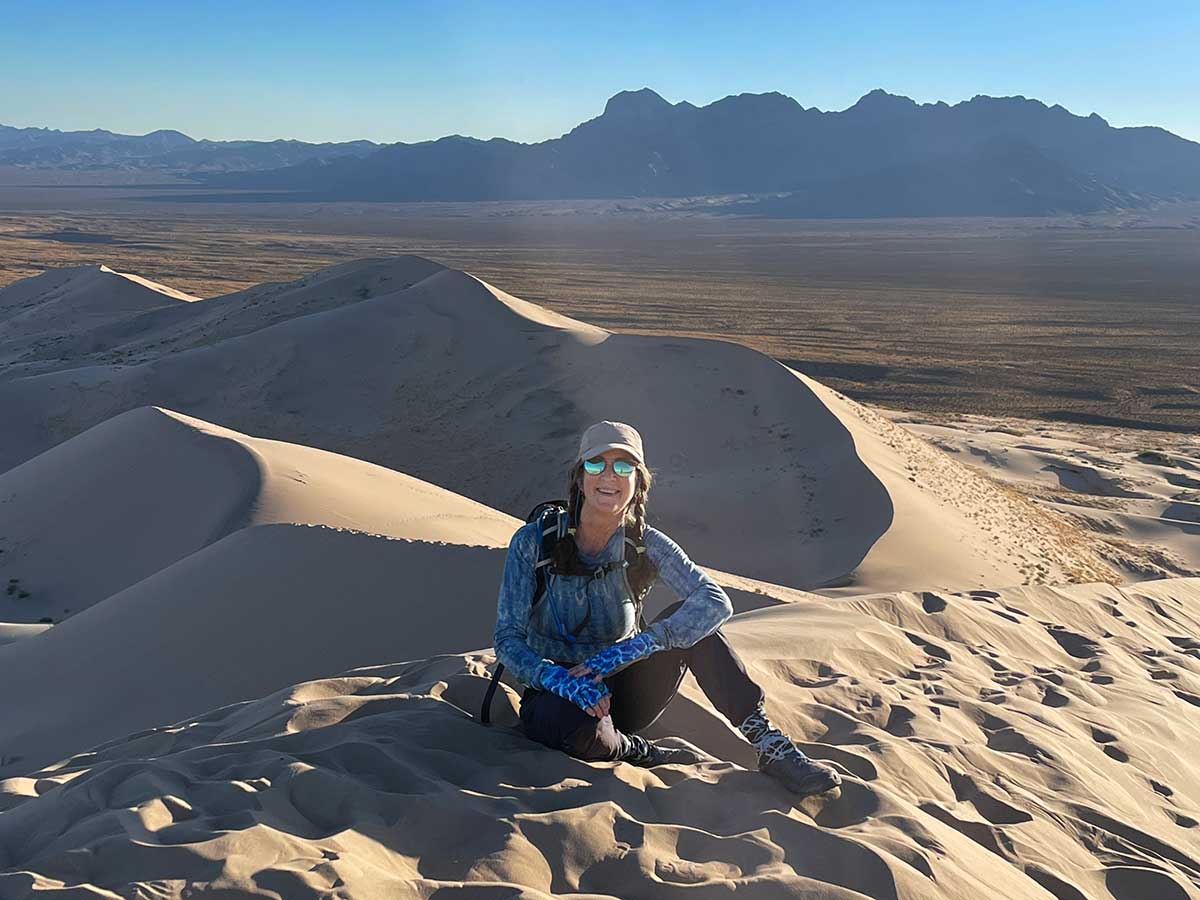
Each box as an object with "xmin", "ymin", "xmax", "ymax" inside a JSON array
[
  {"xmin": 947, "ymin": 770, "xmax": 1033, "ymax": 825},
  {"xmin": 1090, "ymin": 727, "xmax": 1118, "ymax": 744},
  {"xmin": 1172, "ymin": 689, "xmax": 1200, "ymax": 707},
  {"xmin": 1105, "ymin": 865, "xmax": 1193, "ymax": 900},
  {"xmin": 903, "ymin": 630, "xmax": 953, "ymax": 662},
  {"xmin": 884, "ymin": 704, "xmax": 917, "ymax": 737},
  {"xmin": 920, "ymin": 591, "xmax": 948, "ymax": 613},
  {"xmin": 1045, "ymin": 625, "xmax": 1102, "ymax": 659},
  {"xmin": 1024, "ymin": 863, "xmax": 1091, "ymax": 900},
  {"xmin": 1151, "ymin": 779, "xmax": 1174, "ymax": 798},
  {"xmin": 1041, "ymin": 687, "xmax": 1070, "ymax": 708},
  {"xmin": 1033, "ymin": 667, "xmax": 1065, "ymax": 685}
]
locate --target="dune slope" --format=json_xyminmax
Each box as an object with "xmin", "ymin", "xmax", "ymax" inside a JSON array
[
  {"xmin": 895, "ymin": 410, "xmax": 1200, "ymax": 580},
  {"xmin": 3, "ymin": 577, "xmax": 1198, "ymax": 899},
  {"xmin": 0, "ymin": 406, "xmax": 519, "ymax": 624},
  {"xmin": 0, "ymin": 264, "xmax": 196, "ymax": 347},
  {"xmin": 0, "ymin": 257, "xmax": 1116, "ymax": 593}
]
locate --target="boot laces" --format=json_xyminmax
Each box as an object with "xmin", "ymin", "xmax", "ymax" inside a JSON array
[
  {"xmin": 739, "ymin": 709, "xmax": 798, "ymax": 764},
  {"xmin": 757, "ymin": 731, "xmax": 796, "ymax": 764}
]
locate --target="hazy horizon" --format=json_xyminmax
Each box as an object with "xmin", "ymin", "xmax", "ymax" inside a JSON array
[
  {"xmin": 1, "ymin": 0, "xmax": 1197, "ymax": 144},
  {"xmin": 6, "ymin": 85, "xmax": 1199, "ymax": 149}
]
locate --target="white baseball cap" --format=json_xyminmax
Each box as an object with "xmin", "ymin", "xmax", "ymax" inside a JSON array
[{"xmin": 577, "ymin": 420, "xmax": 644, "ymax": 466}]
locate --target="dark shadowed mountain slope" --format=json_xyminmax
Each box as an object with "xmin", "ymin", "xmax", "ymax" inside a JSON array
[
  {"xmin": 194, "ymin": 88, "xmax": 1200, "ymax": 215},
  {"xmin": 739, "ymin": 138, "xmax": 1144, "ymax": 218}
]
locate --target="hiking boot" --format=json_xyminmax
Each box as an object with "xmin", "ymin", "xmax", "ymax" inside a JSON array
[
  {"xmin": 759, "ymin": 746, "xmax": 842, "ymax": 797},
  {"xmin": 621, "ymin": 734, "xmax": 703, "ymax": 767},
  {"xmin": 738, "ymin": 703, "xmax": 841, "ymax": 797}
]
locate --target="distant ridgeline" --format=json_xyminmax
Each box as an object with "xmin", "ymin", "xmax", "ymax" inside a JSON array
[
  {"xmin": 6, "ymin": 88, "xmax": 1200, "ymax": 215},
  {"xmin": 0, "ymin": 124, "xmax": 378, "ymax": 175}
]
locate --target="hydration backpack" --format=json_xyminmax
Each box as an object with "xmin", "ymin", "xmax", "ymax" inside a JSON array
[{"xmin": 479, "ymin": 498, "xmax": 658, "ymax": 724}]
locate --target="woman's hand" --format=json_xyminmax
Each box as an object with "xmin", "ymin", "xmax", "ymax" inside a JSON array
[
  {"xmin": 569, "ymin": 663, "xmax": 610, "ymax": 718},
  {"xmin": 568, "ymin": 663, "xmax": 603, "ymax": 681},
  {"xmin": 539, "ymin": 664, "xmax": 609, "ymax": 715},
  {"xmin": 584, "ymin": 694, "xmax": 610, "ymax": 719}
]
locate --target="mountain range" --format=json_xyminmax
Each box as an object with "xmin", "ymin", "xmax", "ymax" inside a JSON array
[
  {"xmin": 6, "ymin": 88, "xmax": 1200, "ymax": 216},
  {"xmin": 0, "ymin": 123, "xmax": 377, "ymax": 173}
]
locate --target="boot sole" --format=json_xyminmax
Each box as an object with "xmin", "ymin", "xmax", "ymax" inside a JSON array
[
  {"xmin": 786, "ymin": 774, "xmax": 841, "ymax": 797},
  {"xmin": 763, "ymin": 767, "xmax": 842, "ymax": 797}
]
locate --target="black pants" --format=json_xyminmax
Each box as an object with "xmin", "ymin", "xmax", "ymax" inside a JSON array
[{"xmin": 519, "ymin": 601, "xmax": 764, "ymax": 761}]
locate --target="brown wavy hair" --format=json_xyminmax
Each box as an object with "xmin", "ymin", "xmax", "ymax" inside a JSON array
[
  {"xmin": 566, "ymin": 458, "xmax": 652, "ymax": 535},
  {"xmin": 559, "ymin": 456, "xmax": 658, "ymax": 598}
]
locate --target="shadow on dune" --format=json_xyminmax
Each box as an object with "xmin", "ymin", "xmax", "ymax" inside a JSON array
[
  {"xmin": 0, "ymin": 657, "xmax": 915, "ymax": 900},
  {"xmin": 0, "ymin": 526, "xmax": 510, "ymax": 777},
  {"xmin": 0, "ymin": 257, "xmax": 895, "ymax": 589},
  {"xmin": 9, "ymin": 575, "xmax": 1200, "ymax": 897},
  {"xmin": 1161, "ymin": 502, "xmax": 1200, "ymax": 535}
]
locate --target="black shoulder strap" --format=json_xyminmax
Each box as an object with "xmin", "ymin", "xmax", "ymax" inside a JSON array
[
  {"xmin": 481, "ymin": 505, "xmax": 567, "ymax": 725},
  {"xmin": 531, "ymin": 505, "xmax": 567, "ymax": 609}
]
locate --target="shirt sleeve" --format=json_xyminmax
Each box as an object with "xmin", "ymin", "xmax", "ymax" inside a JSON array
[
  {"xmin": 493, "ymin": 522, "xmax": 557, "ymax": 689},
  {"xmin": 641, "ymin": 527, "xmax": 733, "ymax": 649}
]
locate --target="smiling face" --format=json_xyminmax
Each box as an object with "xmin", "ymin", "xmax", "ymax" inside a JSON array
[{"xmin": 579, "ymin": 448, "xmax": 638, "ymax": 518}]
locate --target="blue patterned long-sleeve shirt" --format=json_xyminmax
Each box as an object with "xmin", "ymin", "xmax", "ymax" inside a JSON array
[{"xmin": 493, "ymin": 520, "xmax": 733, "ymax": 689}]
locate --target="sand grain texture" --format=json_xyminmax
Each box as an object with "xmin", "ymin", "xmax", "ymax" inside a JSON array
[
  {"xmin": 2, "ymin": 578, "xmax": 1199, "ymax": 899},
  {"xmin": 896, "ymin": 411, "xmax": 1200, "ymax": 580}
]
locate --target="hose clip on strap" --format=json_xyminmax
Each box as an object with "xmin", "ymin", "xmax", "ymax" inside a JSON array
[{"xmin": 592, "ymin": 559, "xmax": 624, "ymax": 580}]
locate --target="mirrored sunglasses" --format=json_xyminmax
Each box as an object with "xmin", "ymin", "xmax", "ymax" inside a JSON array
[{"xmin": 583, "ymin": 457, "xmax": 637, "ymax": 477}]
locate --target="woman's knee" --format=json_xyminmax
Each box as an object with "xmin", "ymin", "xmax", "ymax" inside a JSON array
[
  {"xmin": 561, "ymin": 716, "xmax": 623, "ymax": 761},
  {"xmin": 520, "ymin": 691, "xmax": 621, "ymax": 760}
]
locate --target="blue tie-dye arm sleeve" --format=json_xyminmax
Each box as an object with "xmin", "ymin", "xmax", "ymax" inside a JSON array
[
  {"xmin": 493, "ymin": 523, "xmax": 557, "ymax": 689},
  {"xmin": 642, "ymin": 527, "xmax": 734, "ymax": 649}
]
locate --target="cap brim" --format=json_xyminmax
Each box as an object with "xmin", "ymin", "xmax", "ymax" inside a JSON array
[{"xmin": 578, "ymin": 442, "xmax": 643, "ymax": 465}]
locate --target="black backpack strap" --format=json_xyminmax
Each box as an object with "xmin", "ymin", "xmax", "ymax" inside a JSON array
[
  {"xmin": 480, "ymin": 666, "xmax": 505, "ymax": 725},
  {"xmin": 481, "ymin": 506, "xmax": 565, "ymax": 725}
]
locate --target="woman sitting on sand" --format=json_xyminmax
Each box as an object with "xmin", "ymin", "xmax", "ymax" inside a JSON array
[{"xmin": 492, "ymin": 420, "xmax": 841, "ymax": 797}]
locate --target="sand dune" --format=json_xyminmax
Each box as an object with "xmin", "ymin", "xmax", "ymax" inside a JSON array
[
  {"xmin": 0, "ymin": 525, "xmax": 510, "ymax": 778},
  {"xmin": 0, "ymin": 264, "xmax": 196, "ymax": 348},
  {"xmin": 0, "ymin": 256, "xmax": 446, "ymax": 382},
  {"xmin": 0, "ymin": 408, "xmax": 787, "ymax": 774},
  {"xmin": 2, "ymin": 255, "xmax": 1193, "ymax": 899},
  {"xmin": 3, "ymin": 577, "xmax": 1197, "ymax": 899},
  {"xmin": 0, "ymin": 257, "xmax": 1116, "ymax": 594},
  {"xmin": 0, "ymin": 405, "xmax": 518, "ymax": 624},
  {"xmin": 896, "ymin": 410, "xmax": 1200, "ymax": 580}
]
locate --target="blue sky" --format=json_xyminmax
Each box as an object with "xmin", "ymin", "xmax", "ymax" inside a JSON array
[{"xmin": 2, "ymin": 0, "xmax": 1197, "ymax": 144}]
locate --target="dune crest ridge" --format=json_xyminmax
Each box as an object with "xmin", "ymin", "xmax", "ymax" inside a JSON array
[
  {"xmin": 0, "ymin": 256, "xmax": 1116, "ymax": 593},
  {"xmin": 0, "ymin": 255, "xmax": 1195, "ymax": 899},
  {"xmin": 0, "ymin": 405, "xmax": 519, "ymax": 624},
  {"xmin": 0, "ymin": 264, "xmax": 196, "ymax": 345}
]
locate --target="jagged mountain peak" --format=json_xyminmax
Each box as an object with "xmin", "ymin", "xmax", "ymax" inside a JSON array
[
  {"xmin": 602, "ymin": 88, "xmax": 673, "ymax": 118},
  {"xmin": 846, "ymin": 88, "xmax": 919, "ymax": 115}
]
